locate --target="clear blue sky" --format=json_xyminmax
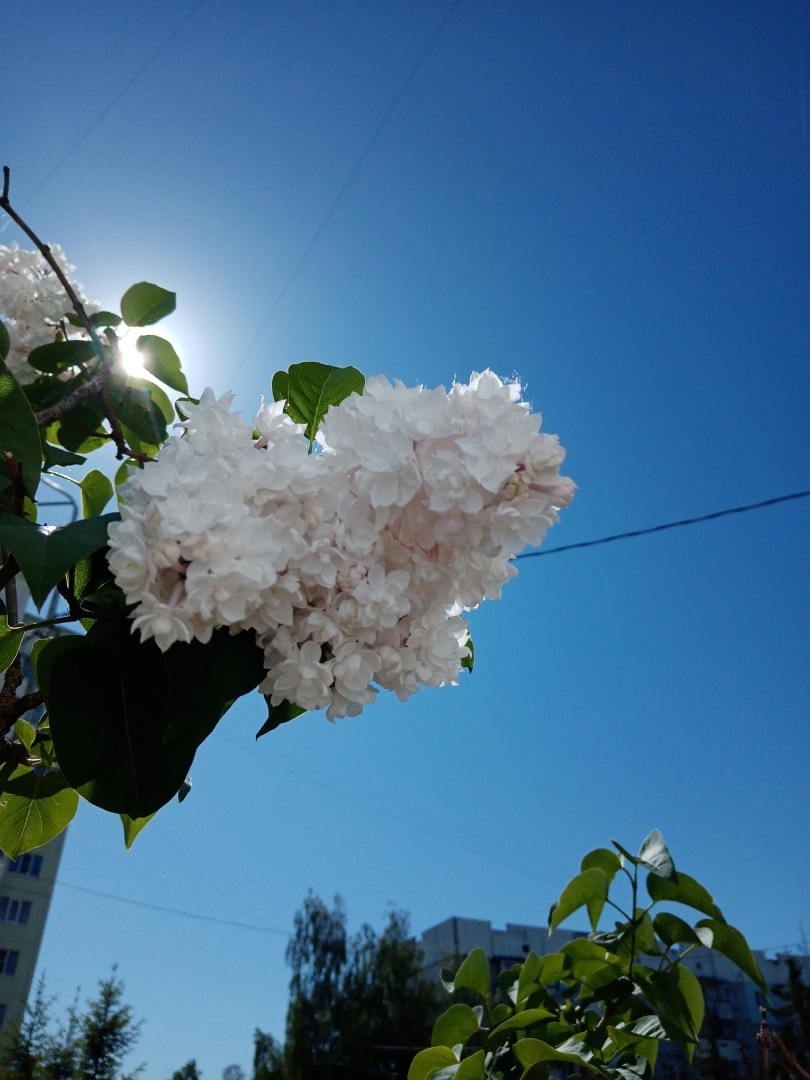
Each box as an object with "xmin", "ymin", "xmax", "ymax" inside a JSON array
[{"xmin": 4, "ymin": 1, "xmax": 809, "ymax": 1077}]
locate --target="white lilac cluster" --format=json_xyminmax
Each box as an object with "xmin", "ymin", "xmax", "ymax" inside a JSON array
[
  {"xmin": 0, "ymin": 243, "xmax": 98, "ymax": 383},
  {"xmin": 108, "ymin": 372, "xmax": 575, "ymax": 720}
]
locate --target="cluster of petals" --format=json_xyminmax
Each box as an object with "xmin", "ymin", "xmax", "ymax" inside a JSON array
[
  {"xmin": 108, "ymin": 372, "xmax": 575, "ymax": 720},
  {"xmin": 0, "ymin": 244, "xmax": 98, "ymax": 383}
]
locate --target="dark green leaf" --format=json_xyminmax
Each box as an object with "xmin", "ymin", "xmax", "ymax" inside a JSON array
[
  {"xmin": 637, "ymin": 830, "xmax": 676, "ymax": 880},
  {"xmin": 42, "ymin": 442, "xmax": 86, "ymax": 470},
  {"xmin": 652, "ymin": 913, "xmax": 701, "ymax": 949},
  {"xmin": 89, "ymin": 311, "xmax": 122, "ymax": 328},
  {"xmin": 0, "ymin": 763, "xmax": 79, "ymax": 858},
  {"xmin": 646, "ymin": 872, "xmax": 725, "ymax": 922},
  {"xmin": 177, "ymin": 777, "xmax": 192, "ymax": 803},
  {"xmin": 453, "ymin": 948, "xmax": 491, "ymax": 998},
  {"xmin": 407, "ymin": 1047, "xmax": 457, "ymax": 1080},
  {"xmin": 283, "ymin": 362, "xmax": 365, "ymax": 446},
  {"xmin": 513, "ymin": 1038, "xmax": 599, "ymax": 1072},
  {"xmin": 694, "ymin": 919, "xmax": 766, "ymax": 991},
  {"xmin": 0, "ymin": 320, "xmax": 10, "ymax": 361},
  {"xmin": 633, "ymin": 967, "xmax": 698, "ymax": 1044},
  {"xmin": 549, "ymin": 867, "xmax": 609, "ymax": 933},
  {"xmin": 120, "ymin": 813, "xmax": 155, "ymax": 850},
  {"xmin": 27, "ymin": 339, "xmax": 98, "ymax": 374},
  {"xmin": 0, "ymin": 615, "xmax": 24, "ymax": 673},
  {"xmin": 163, "ymin": 629, "xmax": 266, "ymax": 740},
  {"xmin": 120, "ymin": 282, "xmax": 176, "ymax": 327},
  {"xmin": 271, "ymin": 371, "xmax": 289, "ymax": 402},
  {"xmin": 256, "ymin": 697, "xmax": 306, "ymax": 739},
  {"xmin": 0, "ymin": 513, "xmax": 119, "ymax": 608},
  {"xmin": 79, "ymin": 469, "xmax": 114, "ymax": 519},
  {"xmin": 672, "ymin": 965, "xmax": 704, "ymax": 1062},
  {"xmin": 106, "ymin": 375, "xmax": 169, "ymax": 446},
  {"xmin": 612, "ymin": 839, "xmax": 639, "ymax": 866},
  {"xmin": 53, "ymin": 401, "xmax": 107, "ymax": 453},
  {"xmin": 0, "ymin": 358, "xmax": 42, "ymax": 499},
  {"xmin": 135, "ymin": 335, "xmax": 188, "ymax": 394},
  {"xmin": 432, "ymin": 1003, "xmax": 480, "ymax": 1049},
  {"xmin": 31, "ymin": 634, "xmax": 85, "ymax": 700}
]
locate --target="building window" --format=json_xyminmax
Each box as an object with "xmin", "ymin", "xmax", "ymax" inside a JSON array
[
  {"xmin": 7, "ymin": 853, "xmax": 42, "ymax": 877},
  {"xmin": 0, "ymin": 951, "xmax": 19, "ymax": 977},
  {"xmin": 0, "ymin": 898, "xmax": 31, "ymax": 925}
]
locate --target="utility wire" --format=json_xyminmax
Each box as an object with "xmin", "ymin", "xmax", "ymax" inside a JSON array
[
  {"xmin": 56, "ymin": 880, "xmax": 291, "ymax": 938},
  {"xmin": 516, "ymin": 490, "xmax": 810, "ymax": 560},
  {"xmin": 234, "ymin": 0, "xmax": 460, "ymax": 375},
  {"xmin": 0, "ymin": 0, "xmax": 209, "ymax": 225}
]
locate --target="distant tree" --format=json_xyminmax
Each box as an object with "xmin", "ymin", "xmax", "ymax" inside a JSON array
[
  {"xmin": 78, "ymin": 968, "xmax": 143, "ymax": 1080},
  {"xmin": 771, "ymin": 958, "xmax": 810, "ymax": 1079},
  {"xmin": 1, "ymin": 973, "xmax": 53, "ymax": 1079},
  {"xmin": 281, "ymin": 894, "xmax": 441, "ymax": 1080},
  {"xmin": 252, "ymin": 1029, "xmax": 285, "ymax": 1080},
  {"xmin": 221, "ymin": 1066, "xmax": 245, "ymax": 1080},
  {"xmin": 170, "ymin": 1063, "xmax": 201, "ymax": 1080}
]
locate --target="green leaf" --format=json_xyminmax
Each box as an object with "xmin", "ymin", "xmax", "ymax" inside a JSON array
[
  {"xmin": 460, "ymin": 631, "xmax": 474, "ymax": 673},
  {"xmin": 107, "ymin": 374, "xmax": 171, "ymax": 447},
  {"xmin": 646, "ymin": 872, "xmax": 725, "ymax": 922},
  {"xmin": 581, "ymin": 847, "xmax": 622, "ymax": 883},
  {"xmin": 120, "ymin": 282, "xmax": 176, "ymax": 327},
  {"xmin": 407, "ymin": 1047, "xmax": 458, "ymax": 1080},
  {"xmin": 163, "ymin": 629, "xmax": 267, "ymax": 740},
  {"xmin": 177, "ymin": 777, "xmax": 192, "ymax": 803},
  {"xmin": 89, "ymin": 311, "xmax": 122, "ymax": 328},
  {"xmin": 120, "ymin": 813, "xmax": 155, "ymax": 849},
  {"xmin": 513, "ymin": 1038, "xmax": 599, "ymax": 1072},
  {"xmin": 0, "ymin": 320, "xmax": 10, "ymax": 361},
  {"xmin": 13, "ymin": 720, "xmax": 36, "ymax": 752},
  {"xmin": 432, "ymin": 1003, "xmax": 480, "ymax": 1049},
  {"xmin": 549, "ymin": 867, "xmax": 608, "ymax": 933},
  {"xmin": 27, "ymin": 339, "xmax": 98, "ymax": 374},
  {"xmin": 0, "ymin": 358, "xmax": 42, "ymax": 499},
  {"xmin": 135, "ymin": 335, "xmax": 188, "ymax": 394},
  {"xmin": 0, "ymin": 764, "xmax": 79, "ymax": 857},
  {"xmin": 0, "ymin": 513, "xmax": 119, "ymax": 608},
  {"xmin": 672, "ymin": 964, "xmax": 704, "ymax": 1062},
  {"xmin": 487, "ymin": 1008, "xmax": 555, "ymax": 1046},
  {"xmin": 52, "ymin": 401, "xmax": 107, "ymax": 453},
  {"xmin": 694, "ymin": 919, "xmax": 766, "ymax": 992},
  {"xmin": 652, "ymin": 913, "xmax": 701, "ymax": 949},
  {"xmin": 271, "ymin": 371, "xmax": 289, "ymax": 402},
  {"xmin": 41, "ymin": 442, "xmax": 86, "ymax": 470},
  {"xmin": 637, "ymin": 830, "xmax": 676, "ymax": 880},
  {"xmin": 0, "ymin": 615, "xmax": 24, "ymax": 673},
  {"xmin": 633, "ymin": 967, "xmax": 698, "ymax": 1044},
  {"xmin": 256, "ymin": 698, "xmax": 306, "ymax": 739},
  {"xmin": 32, "ymin": 634, "xmax": 84, "ymax": 700},
  {"xmin": 453, "ymin": 948, "xmax": 491, "ymax": 998},
  {"xmin": 283, "ymin": 362, "xmax": 365, "ymax": 446},
  {"xmin": 453, "ymin": 1051, "xmax": 484, "ymax": 1080},
  {"xmin": 612, "ymin": 839, "xmax": 639, "ymax": 866},
  {"xmin": 79, "ymin": 469, "xmax": 113, "ymax": 519}
]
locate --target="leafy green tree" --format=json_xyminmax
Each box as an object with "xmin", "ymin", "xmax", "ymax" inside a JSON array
[
  {"xmin": 170, "ymin": 1063, "xmax": 201, "ymax": 1080},
  {"xmin": 771, "ymin": 958, "xmax": 810, "ymax": 1080},
  {"xmin": 1, "ymin": 973, "xmax": 52, "ymax": 1079},
  {"xmin": 281, "ymin": 894, "xmax": 441, "ymax": 1080},
  {"xmin": 221, "ymin": 1066, "xmax": 245, "ymax": 1080},
  {"xmin": 77, "ymin": 969, "xmax": 143, "ymax": 1080},
  {"xmin": 252, "ymin": 1030, "xmax": 285, "ymax": 1080}
]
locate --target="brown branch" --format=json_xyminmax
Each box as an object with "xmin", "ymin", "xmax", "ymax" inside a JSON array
[
  {"xmin": 0, "ymin": 654, "xmax": 23, "ymax": 736},
  {"xmin": 11, "ymin": 692, "xmax": 43, "ymax": 719},
  {"xmin": 772, "ymin": 1034, "xmax": 810, "ymax": 1080},
  {"xmin": 35, "ymin": 370, "xmax": 105, "ymax": 427},
  {"xmin": 1, "ymin": 166, "xmax": 149, "ymax": 462},
  {"xmin": 0, "ymin": 553, "xmax": 20, "ymax": 593}
]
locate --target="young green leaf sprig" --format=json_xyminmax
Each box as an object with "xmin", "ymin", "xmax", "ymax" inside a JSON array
[{"xmin": 412, "ymin": 831, "xmax": 766, "ymax": 1080}]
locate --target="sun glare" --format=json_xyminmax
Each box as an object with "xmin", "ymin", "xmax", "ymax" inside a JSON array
[{"xmin": 117, "ymin": 328, "xmax": 149, "ymax": 378}]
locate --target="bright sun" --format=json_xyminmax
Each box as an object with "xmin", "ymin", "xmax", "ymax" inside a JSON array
[{"xmin": 117, "ymin": 329, "xmax": 150, "ymax": 379}]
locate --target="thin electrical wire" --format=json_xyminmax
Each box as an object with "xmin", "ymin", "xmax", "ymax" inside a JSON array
[
  {"xmin": 56, "ymin": 880, "xmax": 291, "ymax": 938},
  {"xmin": 0, "ymin": 0, "xmax": 209, "ymax": 228},
  {"xmin": 516, "ymin": 490, "xmax": 810, "ymax": 560},
  {"xmin": 233, "ymin": 0, "xmax": 461, "ymax": 376}
]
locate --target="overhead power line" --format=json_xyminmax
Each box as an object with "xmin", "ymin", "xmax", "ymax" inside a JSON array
[
  {"xmin": 516, "ymin": 490, "xmax": 810, "ymax": 560},
  {"xmin": 234, "ymin": 0, "xmax": 460, "ymax": 375},
  {"xmin": 57, "ymin": 880, "xmax": 291, "ymax": 938}
]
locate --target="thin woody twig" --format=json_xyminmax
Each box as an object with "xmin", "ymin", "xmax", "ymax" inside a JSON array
[
  {"xmin": 35, "ymin": 370, "xmax": 105, "ymax": 427},
  {"xmin": 1, "ymin": 166, "xmax": 145, "ymax": 460}
]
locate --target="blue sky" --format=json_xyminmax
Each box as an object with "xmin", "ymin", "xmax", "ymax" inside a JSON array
[{"xmin": 3, "ymin": 1, "xmax": 810, "ymax": 1076}]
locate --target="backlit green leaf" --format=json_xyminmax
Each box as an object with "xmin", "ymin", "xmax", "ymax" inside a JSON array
[
  {"xmin": 549, "ymin": 867, "xmax": 608, "ymax": 933},
  {"xmin": 453, "ymin": 948, "xmax": 491, "ymax": 998},
  {"xmin": 407, "ymin": 1047, "xmax": 457, "ymax": 1080},
  {"xmin": 694, "ymin": 919, "xmax": 766, "ymax": 991},
  {"xmin": 646, "ymin": 872, "xmax": 725, "ymax": 922},
  {"xmin": 283, "ymin": 362, "xmax": 365, "ymax": 446},
  {"xmin": 637, "ymin": 830, "xmax": 677, "ymax": 880},
  {"xmin": 0, "ymin": 615, "xmax": 24, "ymax": 673},
  {"xmin": 256, "ymin": 698, "xmax": 307, "ymax": 739},
  {"xmin": 0, "ymin": 320, "xmax": 9, "ymax": 361},
  {"xmin": 136, "ymin": 335, "xmax": 188, "ymax": 394},
  {"xmin": 120, "ymin": 812, "xmax": 155, "ymax": 849},
  {"xmin": 120, "ymin": 282, "xmax": 176, "ymax": 327},
  {"xmin": 79, "ymin": 469, "xmax": 113, "ymax": 519},
  {"xmin": 0, "ymin": 764, "xmax": 79, "ymax": 858}
]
